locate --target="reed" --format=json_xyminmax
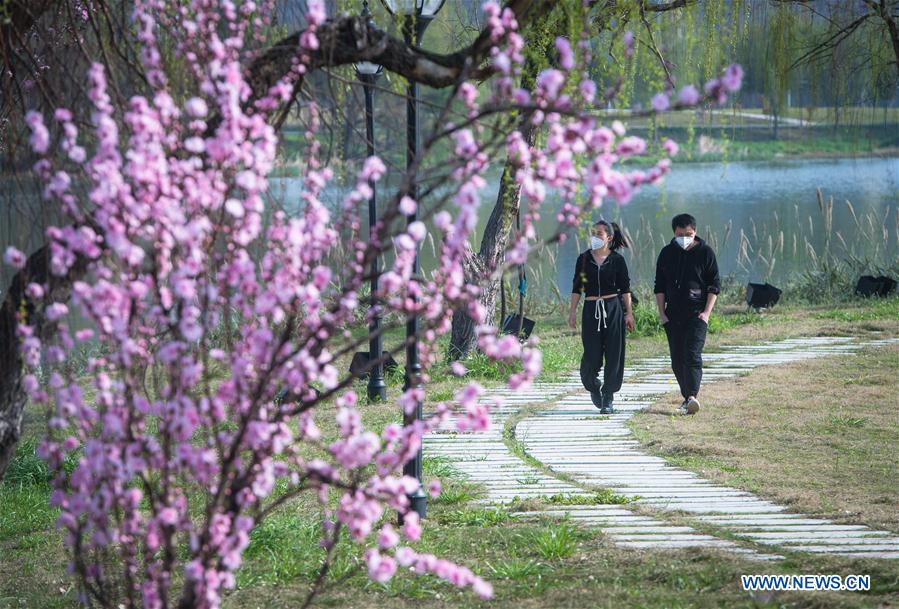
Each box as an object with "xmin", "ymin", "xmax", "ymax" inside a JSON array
[{"xmin": 520, "ymin": 188, "xmax": 896, "ymax": 310}]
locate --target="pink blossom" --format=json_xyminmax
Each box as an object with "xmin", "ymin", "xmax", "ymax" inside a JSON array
[
  {"xmin": 677, "ymin": 85, "xmax": 700, "ymax": 106},
  {"xmin": 578, "ymin": 79, "xmax": 596, "ymax": 103},
  {"xmin": 492, "ymin": 52, "xmax": 511, "ymax": 74},
  {"xmin": 663, "ymin": 138, "xmax": 679, "ymax": 156},
  {"xmin": 366, "ymin": 550, "xmax": 397, "ymax": 583},
  {"xmin": 361, "ymin": 156, "xmax": 386, "ymax": 182},
  {"xmin": 434, "ymin": 211, "xmax": 452, "ymax": 231},
  {"xmin": 22, "ymin": 374, "xmax": 39, "ymax": 394},
  {"xmin": 3, "ymin": 246, "xmax": 26, "ymax": 269},
  {"xmin": 456, "ymin": 403, "xmax": 490, "ymax": 432},
  {"xmin": 306, "ymin": 0, "xmax": 326, "ymax": 26},
  {"xmin": 381, "ymin": 424, "xmax": 401, "ymax": 443},
  {"xmin": 402, "ymin": 511, "xmax": 421, "ymax": 541},
  {"xmin": 395, "ymin": 546, "xmax": 416, "ymax": 567},
  {"xmin": 158, "ymin": 507, "xmax": 179, "ymax": 526},
  {"xmin": 185, "ymin": 137, "xmax": 205, "ymax": 154},
  {"xmin": 428, "ymin": 480, "xmax": 441, "ymax": 498},
  {"xmin": 722, "ymin": 63, "xmax": 744, "ymax": 92},
  {"xmin": 536, "ymin": 69, "xmax": 565, "ymax": 100},
  {"xmin": 555, "ymin": 37, "xmax": 574, "ymax": 71},
  {"xmin": 185, "ymin": 97, "xmax": 208, "ymax": 117},
  {"xmin": 407, "ymin": 221, "xmax": 426, "ymax": 242},
  {"xmin": 25, "ymin": 283, "xmax": 44, "ymax": 299},
  {"xmin": 46, "ymin": 303, "xmax": 69, "ymax": 321},
  {"xmin": 224, "ymin": 199, "xmax": 245, "ymax": 218},
  {"xmin": 25, "ymin": 111, "xmax": 49, "ymax": 154},
  {"xmin": 473, "ymin": 578, "xmax": 494, "ymax": 599},
  {"xmin": 623, "ymin": 30, "xmax": 635, "ymax": 58},
  {"xmin": 651, "ymin": 93, "xmax": 670, "ymax": 112},
  {"xmin": 616, "ymin": 136, "xmax": 646, "ymax": 157},
  {"xmin": 377, "ymin": 525, "xmax": 400, "ymax": 549},
  {"xmin": 298, "ymin": 412, "xmax": 321, "ymax": 441},
  {"xmin": 399, "ymin": 196, "xmax": 417, "ymax": 216},
  {"xmin": 16, "ymin": 1, "xmax": 690, "ymax": 603},
  {"xmin": 457, "ymin": 82, "xmax": 478, "ymax": 107}
]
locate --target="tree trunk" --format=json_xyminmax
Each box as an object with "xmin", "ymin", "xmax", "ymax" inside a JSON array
[
  {"xmin": 448, "ymin": 246, "xmax": 486, "ymax": 359},
  {"xmin": 448, "ymin": 132, "xmax": 535, "ymax": 359},
  {"xmin": 0, "ymin": 245, "xmax": 87, "ymax": 480},
  {"xmin": 773, "ymin": 105, "xmax": 779, "ymax": 140},
  {"xmin": 446, "ymin": 8, "xmax": 562, "ymax": 361}
]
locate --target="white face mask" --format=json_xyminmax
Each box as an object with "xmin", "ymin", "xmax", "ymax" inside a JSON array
[
  {"xmin": 591, "ymin": 236, "xmax": 606, "ymax": 250},
  {"xmin": 675, "ymin": 235, "xmax": 694, "ymax": 250}
]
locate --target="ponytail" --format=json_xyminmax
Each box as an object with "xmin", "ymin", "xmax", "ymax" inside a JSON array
[
  {"xmin": 593, "ymin": 219, "xmax": 629, "ymax": 251},
  {"xmin": 610, "ymin": 222, "xmax": 629, "ymax": 251}
]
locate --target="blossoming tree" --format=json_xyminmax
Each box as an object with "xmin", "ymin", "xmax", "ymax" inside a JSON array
[{"xmin": 1, "ymin": 0, "xmax": 741, "ymax": 607}]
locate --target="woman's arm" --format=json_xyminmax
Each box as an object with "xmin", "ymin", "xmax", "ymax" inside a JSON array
[
  {"xmin": 569, "ymin": 253, "xmax": 583, "ymax": 329},
  {"xmin": 568, "ymin": 293, "xmax": 580, "ymax": 329},
  {"xmin": 619, "ymin": 257, "xmax": 635, "ymax": 331},
  {"xmin": 622, "ymin": 292, "xmax": 635, "ymax": 332}
]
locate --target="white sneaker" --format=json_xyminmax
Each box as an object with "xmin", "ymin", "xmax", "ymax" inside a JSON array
[{"xmin": 683, "ymin": 397, "xmax": 700, "ymax": 415}]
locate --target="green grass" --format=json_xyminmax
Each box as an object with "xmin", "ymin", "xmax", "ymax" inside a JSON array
[
  {"xmin": 240, "ymin": 515, "xmax": 332, "ymax": 586},
  {"xmin": 422, "ymin": 456, "xmax": 462, "ymax": 479},
  {"xmin": 827, "ymin": 414, "xmax": 867, "ymax": 429},
  {"xmin": 814, "ymin": 295, "xmax": 899, "ymax": 322},
  {"xmin": 458, "ymin": 352, "xmax": 519, "ymax": 381},
  {"xmin": 542, "ymin": 490, "xmax": 633, "ymax": 506},
  {"xmin": 0, "ymin": 439, "xmax": 67, "ymax": 542},
  {"xmin": 2, "ymin": 438, "xmax": 53, "ymax": 486},
  {"xmin": 527, "ymin": 521, "xmax": 585, "ymax": 561},
  {"xmin": 437, "ymin": 507, "xmax": 512, "ymax": 527},
  {"xmin": 429, "ymin": 480, "xmax": 484, "ymax": 506},
  {"xmin": 486, "ymin": 557, "xmax": 545, "ymax": 581},
  {"xmin": 0, "ymin": 482, "xmax": 58, "ymax": 542}
]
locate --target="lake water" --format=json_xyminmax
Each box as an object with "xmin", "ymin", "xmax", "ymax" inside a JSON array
[
  {"xmin": 3, "ymin": 157, "xmax": 898, "ymax": 302},
  {"xmin": 556, "ymin": 157, "xmax": 899, "ymax": 294},
  {"xmin": 268, "ymin": 157, "xmax": 899, "ymax": 299}
]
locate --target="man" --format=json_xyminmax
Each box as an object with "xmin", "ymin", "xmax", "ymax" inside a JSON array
[{"xmin": 654, "ymin": 214, "xmax": 720, "ymax": 415}]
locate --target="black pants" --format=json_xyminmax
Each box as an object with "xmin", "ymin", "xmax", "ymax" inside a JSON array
[
  {"xmin": 663, "ymin": 312, "xmax": 708, "ymax": 399},
  {"xmin": 580, "ymin": 298, "xmax": 625, "ymax": 399}
]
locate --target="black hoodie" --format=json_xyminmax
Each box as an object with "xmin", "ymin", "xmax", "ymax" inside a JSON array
[
  {"xmin": 653, "ymin": 236, "xmax": 720, "ymax": 315},
  {"xmin": 572, "ymin": 249, "xmax": 631, "ymax": 297}
]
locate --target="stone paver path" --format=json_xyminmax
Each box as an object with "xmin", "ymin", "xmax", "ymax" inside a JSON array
[{"xmin": 426, "ymin": 336, "xmax": 899, "ymax": 561}]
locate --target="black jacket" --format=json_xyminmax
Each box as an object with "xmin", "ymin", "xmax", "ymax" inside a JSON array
[
  {"xmin": 572, "ymin": 249, "xmax": 631, "ymax": 297},
  {"xmin": 653, "ymin": 237, "xmax": 720, "ymax": 314}
]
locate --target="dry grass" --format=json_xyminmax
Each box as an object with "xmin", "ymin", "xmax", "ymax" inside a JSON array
[
  {"xmin": 632, "ymin": 342, "xmax": 899, "ymax": 533},
  {"xmin": 703, "ymin": 303, "xmax": 899, "ymax": 350}
]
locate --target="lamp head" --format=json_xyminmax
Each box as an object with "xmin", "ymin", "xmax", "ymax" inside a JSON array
[
  {"xmin": 354, "ymin": 1, "xmax": 383, "ymax": 78},
  {"xmin": 380, "ymin": 0, "xmax": 446, "ymax": 17}
]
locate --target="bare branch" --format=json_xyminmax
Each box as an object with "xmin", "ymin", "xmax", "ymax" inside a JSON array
[{"xmin": 642, "ymin": 0, "xmax": 698, "ymax": 12}]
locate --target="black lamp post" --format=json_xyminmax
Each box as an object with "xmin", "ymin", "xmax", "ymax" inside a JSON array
[
  {"xmin": 380, "ymin": 0, "xmax": 446, "ymax": 521},
  {"xmin": 354, "ymin": 2, "xmax": 387, "ymax": 403}
]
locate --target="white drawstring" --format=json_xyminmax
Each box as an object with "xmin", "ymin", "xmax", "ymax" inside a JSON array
[
  {"xmin": 593, "ymin": 255, "xmax": 607, "ymax": 330},
  {"xmin": 594, "ymin": 299, "xmax": 608, "ymax": 330}
]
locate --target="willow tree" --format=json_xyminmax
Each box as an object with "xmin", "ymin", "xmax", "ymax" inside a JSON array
[
  {"xmin": 448, "ymin": 0, "xmax": 749, "ymax": 358},
  {"xmin": 446, "ymin": 0, "xmax": 899, "ymax": 360}
]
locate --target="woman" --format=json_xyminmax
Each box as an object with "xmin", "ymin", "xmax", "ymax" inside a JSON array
[{"xmin": 568, "ymin": 220, "xmax": 635, "ymax": 414}]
